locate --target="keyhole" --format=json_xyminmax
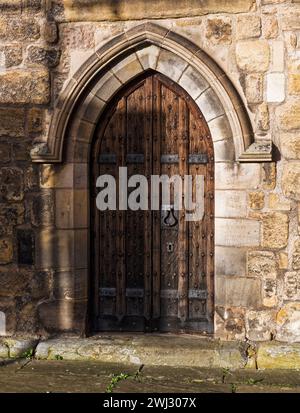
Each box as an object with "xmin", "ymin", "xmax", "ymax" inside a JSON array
[{"xmin": 167, "ymin": 242, "xmax": 174, "ymax": 253}]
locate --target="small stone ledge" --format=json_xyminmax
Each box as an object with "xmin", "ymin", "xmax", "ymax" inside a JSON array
[
  {"xmin": 0, "ymin": 338, "xmax": 39, "ymax": 359},
  {"xmin": 239, "ymin": 140, "xmax": 272, "ymax": 162},
  {"xmin": 256, "ymin": 342, "xmax": 300, "ymax": 369}
]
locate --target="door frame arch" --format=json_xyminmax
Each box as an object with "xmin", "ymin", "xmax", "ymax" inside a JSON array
[{"xmin": 33, "ymin": 23, "xmax": 265, "ymax": 335}]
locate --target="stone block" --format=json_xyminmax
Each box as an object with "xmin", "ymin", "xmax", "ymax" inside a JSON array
[
  {"xmin": 271, "ymin": 41, "xmax": 284, "ymax": 72},
  {"xmin": 0, "ymin": 70, "xmax": 50, "ymax": 104},
  {"xmin": 256, "ymin": 102, "xmax": 269, "ymax": 131},
  {"xmin": 136, "ymin": 45, "xmax": 160, "ymax": 71},
  {"xmin": 282, "ymin": 162, "xmax": 300, "ymax": 200},
  {"xmin": 91, "ymin": 71, "xmax": 122, "ymax": 102},
  {"xmin": 284, "ymin": 271, "xmax": 300, "ymax": 300},
  {"xmin": 257, "ymin": 342, "xmax": 300, "ymax": 369},
  {"xmin": 207, "ymin": 115, "xmax": 232, "ymax": 142},
  {"xmin": 53, "ymin": 269, "xmax": 88, "ymax": 300},
  {"xmin": 236, "ymin": 15, "xmax": 261, "ymax": 39},
  {"xmin": 216, "ymin": 276, "xmax": 262, "ymax": 308},
  {"xmin": 156, "ymin": 49, "xmax": 188, "ymax": 83},
  {"xmin": 278, "ymin": 102, "xmax": 300, "ymax": 131},
  {"xmin": 215, "ymin": 190, "xmax": 247, "ymax": 217},
  {"xmin": 276, "ymin": 303, "xmax": 300, "ymax": 342},
  {"xmin": 37, "ymin": 299, "xmax": 87, "ymax": 333},
  {"xmin": 245, "ymin": 73, "xmax": 263, "ymax": 104},
  {"xmin": 0, "ymin": 45, "xmax": 22, "ymax": 67},
  {"xmin": 0, "ymin": 167, "xmax": 24, "ymax": 201},
  {"xmin": 35, "ymin": 229, "xmax": 88, "ymax": 269},
  {"xmin": 213, "ymin": 139, "xmax": 235, "ymax": 161},
  {"xmin": 28, "ymin": 191, "xmax": 54, "ymax": 227},
  {"xmin": 215, "ymin": 307, "xmax": 246, "ymax": 341},
  {"xmin": 0, "ymin": 18, "xmax": 40, "ymax": 41},
  {"xmin": 269, "ymin": 193, "xmax": 291, "ymax": 210},
  {"xmin": 215, "ymin": 163, "xmax": 261, "ymax": 190},
  {"xmin": 215, "ymin": 218, "xmax": 260, "ymax": 247},
  {"xmin": 64, "ymin": 0, "xmax": 256, "ymax": 22},
  {"xmin": 247, "ymin": 251, "xmax": 276, "ymax": 278},
  {"xmin": 28, "ymin": 108, "xmax": 44, "ymax": 134},
  {"xmin": 178, "ymin": 65, "xmax": 209, "ymax": 100},
  {"xmin": 262, "ymin": 162, "xmax": 276, "ymax": 190},
  {"xmin": 261, "ymin": 212, "xmax": 289, "ymax": 249},
  {"xmin": 0, "ymin": 108, "xmax": 25, "ymax": 137},
  {"xmin": 289, "ymin": 74, "xmax": 300, "ymax": 95},
  {"xmin": 112, "ymin": 53, "xmax": 143, "ymax": 84},
  {"xmin": 40, "ymin": 164, "xmax": 88, "ymax": 189},
  {"xmin": 246, "ymin": 310, "xmax": 276, "ymax": 341},
  {"xmin": 206, "ymin": 17, "xmax": 232, "ymax": 44},
  {"xmin": 0, "ymin": 203, "xmax": 24, "ymax": 234},
  {"xmin": 55, "ymin": 189, "xmax": 88, "ymax": 229},
  {"xmin": 0, "ymin": 237, "xmax": 13, "ymax": 264},
  {"xmin": 27, "ymin": 46, "xmax": 61, "ymax": 68},
  {"xmin": 236, "ymin": 40, "xmax": 270, "ymax": 72},
  {"xmin": 263, "ymin": 15, "xmax": 278, "ymax": 39},
  {"xmin": 215, "ymin": 246, "xmax": 247, "ymax": 276},
  {"xmin": 282, "ymin": 14, "xmax": 300, "ymax": 31},
  {"xmin": 196, "ymin": 88, "xmax": 224, "ymax": 122},
  {"xmin": 266, "ymin": 73, "xmax": 285, "ymax": 103},
  {"xmin": 43, "ymin": 21, "xmax": 58, "ymax": 44},
  {"xmin": 278, "ymin": 252, "xmax": 288, "ymax": 269},
  {"xmin": 248, "ymin": 191, "xmax": 264, "ymax": 210},
  {"xmin": 0, "ymin": 143, "xmax": 10, "ymax": 163}
]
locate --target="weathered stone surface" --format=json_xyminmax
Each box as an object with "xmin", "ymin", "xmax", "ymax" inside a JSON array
[
  {"xmin": 245, "ymin": 73, "xmax": 263, "ymax": 104},
  {"xmin": 271, "ymin": 40, "xmax": 284, "ymax": 72},
  {"xmin": 0, "ymin": 143, "xmax": 10, "ymax": 163},
  {"xmin": 53, "ymin": 269, "xmax": 88, "ymax": 300},
  {"xmin": 0, "ymin": 237, "xmax": 13, "ymax": 264},
  {"xmin": 249, "ymin": 191, "xmax": 264, "ymax": 210},
  {"xmin": 278, "ymin": 252, "xmax": 288, "ymax": 270},
  {"xmin": 236, "ymin": 15, "xmax": 261, "ymax": 39},
  {"xmin": 236, "ymin": 41, "xmax": 270, "ymax": 72},
  {"xmin": 215, "ymin": 246, "xmax": 246, "ymax": 276},
  {"xmin": 278, "ymin": 102, "xmax": 300, "ymax": 131},
  {"xmin": 215, "ymin": 190, "xmax": 247, "ymax": 217},
  {"xmin": 216, "ymin": 276, "xmax": 262, "ymax": 307},
  {"xmin": 28, "ymin": 108, "xmax": 45, "ymax": 134},
  {"xmin": 4, "ymin": 338, "xmax": 39, "ymax": 358},
  {"xmin": 206, "ymin": 17, "xmax": 232, "ymax": 44},
  {"xmin": 269, "ymin": 193, "xmax": 291, "ymax": 211},
  {"xmin": 0, "ymin": 70, "xmax": 50, "ymax": 104},
  {"xmin": 0, "ymin": 108, "xmax": 25, "ymax": 137},
  {"xmin": 55, "ymin": 189, "xmax": 88, "ymax": 229},
  {"xmin": 61, "ymin": 24, "xmax": 95, "ymax": 49},
  {"xmin": 27, "ymin": 46, "xmax": 61, "ymax": 68},
  {"xmin": 266, "ymin": 73, "xmax": 285, "ymax": 103},
  {"xmin": 215, "ymin": 307, "xmax": 245, "ymax": 340},
  {"xmin": 263, "ymin": 15, "xmax": 278, "ymax": 39},
  {"xmin": 284, "ymin": 271, "xmax": 300, "ymax": 300},
  {"xmin": 256, "ymin": 102, "xmax": 270, "ymax": 131},
  {"xmin": 0, "ymin": 167, "xmax": 24, "ymax": 202},
  {"xmin": 282, "ymin": 162, "xmax": 300, "ymax": 200},
  {"xmin": 263, "ymin": 275, "xmax": 277, "ymax": 307},
  {"xmin": 43, "ymin": 21, "xmax": 58, "ymax": 44},
  {"xmin": 246, "ymin": 310, "xmax": 276, "ymax": 341},
  {"xmin": 0, "ymin": 203, "xmax": 24, "ymax": 234},
  {"xmin": 27, "ymin": 191, "xmax": 54, "ymax": 227},
  {"xmin": 37, "ymin": 299, "xmax": 87, "ymax": 333},
  {"xmin": 262, "ymin": 162, "xmax": 276, "ymax": 190},
  {"xmin": 215, "ymin": 163, "xmax": 261, "ymax": 189},
  {"xmin": 0, "ymin": 267, "xmax": 31, "ymax": 297},
  {"xmin": 276, "ymin": 303, "xmax": 300, "ymax": 342},
  {"xmin": 0, "ymin": 18, "xmax": 40, "ymax": 41},
  {"xmin": 257, "ymin": 342, "xmax": 300, "ymax": 369},
  {"xmin": 0, "ymin": 45, "xmax": 22, "ymax": 67},
  {"xmin": 40, "ymin": 164, "xmax": 87, "ymax": 189},
  {"xmin": 289, "ymin": 74, "xmax": 300, "ymax": 95},
  {"xmin": 64, "ymin": 0, "xmax": 256, "ymax": 21},
  {"xmin": 282, "ymin": 14, "xmax": 300, "ymax": 31},
  {"xmin": 261, "ymin": 212, "xmax": 289, "ymax": 249},
  {"xmin": 280, "ymin": 133, "xmax": 300, "ymax": 160},
  {"xmin": 215, "ymin": 218, "xmax": 260, "ymax": 247},
  {"xmin": 247, "ymin": 251, "xmax": 276, "ymax": 278}
]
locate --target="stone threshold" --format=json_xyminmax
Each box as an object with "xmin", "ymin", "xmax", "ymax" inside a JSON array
[{"xmin": 1, "ymin": 334, "xmax": 300, "ymax": 370}]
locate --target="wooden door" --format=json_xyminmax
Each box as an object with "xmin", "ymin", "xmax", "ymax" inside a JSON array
[{"xmin": 91, "ymin": 73, "xmax": 214, "ymax": 333}]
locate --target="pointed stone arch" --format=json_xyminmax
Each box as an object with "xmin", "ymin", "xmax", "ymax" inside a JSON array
[{"xmin": 31, "ymin": 22, "xmax": 269, "ymax": 164}]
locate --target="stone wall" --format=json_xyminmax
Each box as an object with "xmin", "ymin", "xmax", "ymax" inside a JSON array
[{"xmin": 1, "ymin": 0, "xmax": 300, "ymax": 342}]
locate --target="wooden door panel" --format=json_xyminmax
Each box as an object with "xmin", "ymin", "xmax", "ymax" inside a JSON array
[{"xmin": 92, "ymin": 72, "xmax": 214, "ymax": 333}]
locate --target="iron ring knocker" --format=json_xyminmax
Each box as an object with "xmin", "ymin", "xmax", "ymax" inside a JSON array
[{"xmin": 163, "ymin": 207, "xmax": 178, "ymax": 227}]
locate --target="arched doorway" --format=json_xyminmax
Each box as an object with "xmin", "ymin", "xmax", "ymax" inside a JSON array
[{"xmin": 91, "ymin": 72, "xmax": 214, "ymax": 333}]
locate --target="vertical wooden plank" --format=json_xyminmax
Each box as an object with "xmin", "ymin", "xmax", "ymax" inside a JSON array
[
  {"xmin": 144, "ymin": 76, "xmax": 153, "ymax": 324},
  {"xmin": 116, "ymin": 98, "xmax": 126, "ymax": 321},
  {"xmin": 152, "ymin": 75, "xmax": 161, "ymax": 323},
  {"xmin": 177, "ymin": 97, "xmax": 189, "ymax": 324}
]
